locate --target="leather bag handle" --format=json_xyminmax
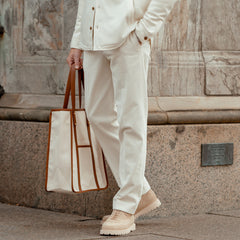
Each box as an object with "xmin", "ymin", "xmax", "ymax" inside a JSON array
[{"xmin": 63, "ymin": 65, "xmax": 84, "ymax": 109}]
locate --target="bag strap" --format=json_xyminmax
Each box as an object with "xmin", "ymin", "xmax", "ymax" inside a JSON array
[{"xmin": 63, "ymin": 65, "xmax": 84, "ymax": 109}]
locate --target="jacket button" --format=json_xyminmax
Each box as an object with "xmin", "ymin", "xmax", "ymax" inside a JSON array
[
  {"xmin": 144, "ymin": 36, "xmax": 148, "ymax": 40},
  {"xmin": 92, "ymin": 7, "xmax": 95, "ymax": 10},
  {"xmin": 90, "ymin": 26, "xmax": 92, "ymax": 30}
]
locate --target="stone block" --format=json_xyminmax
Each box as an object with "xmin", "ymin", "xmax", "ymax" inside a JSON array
[
  {"xmin": 23, "ymin": 0, "xmax": 64, "ymax": 53},
  {"xmin": 1, "ymin": 120, "xmax": 240, "ymax": 218},
  {"xmin": 148, "ymin": 51, "xmax": 205, "ymax": 97},
  {"xmin": 201, "ymin": 0, "xmax": 240, "ymax": 51},
  {"xmin": 204, "ymin": 51, "xmax": 240, "ymax": 96}
]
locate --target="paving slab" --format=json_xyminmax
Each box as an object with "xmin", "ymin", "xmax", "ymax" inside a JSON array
[
  {"xmin": 1, "ymin": 203, "xmax": 240, "ymax": 240},
  {"xmin": 136, "ymin": 213, "xmax": 240, "ymax": 240}
]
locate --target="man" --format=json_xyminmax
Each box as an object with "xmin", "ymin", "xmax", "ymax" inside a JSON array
[{"xmin": 66, "ymin": 0, "xmax": 177, "ymax": 236}]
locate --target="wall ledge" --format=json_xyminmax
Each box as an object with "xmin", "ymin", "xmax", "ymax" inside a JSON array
[{"xmin": 0, "ymin": 94, "xmax": 240, "ymax": 124}]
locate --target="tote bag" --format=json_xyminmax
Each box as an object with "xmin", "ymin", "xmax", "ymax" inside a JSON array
[{"xmin": 45, "ymin": 65, "xmax": 108, "ymax": 193}]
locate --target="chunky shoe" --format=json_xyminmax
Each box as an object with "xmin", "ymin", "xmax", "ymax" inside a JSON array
[
  {"xmin": 101, "ymin": 189, "xmax": 161, "ymax": 224},
  {"xmin": 100, "ymin": 209, "xmax": 135, "ymax": 235}
]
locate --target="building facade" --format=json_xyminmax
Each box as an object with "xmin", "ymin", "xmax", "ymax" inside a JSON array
[{"xmin": 0, "ymin": 0, "xmax": 240, "ymax": 218}]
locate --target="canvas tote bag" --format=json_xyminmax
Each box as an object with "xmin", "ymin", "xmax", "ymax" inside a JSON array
[{"xmin": 45, "ymin": 65, "xmax": 108, "ymax": 193}]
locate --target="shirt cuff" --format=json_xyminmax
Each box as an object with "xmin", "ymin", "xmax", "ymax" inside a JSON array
[
  {"xmin": 134, "ymin": 21, "xmax": 151, "ymax": 44},
  {"xmin": 70, "ymin": 36, "xmax": 82, "ymax": 50}
]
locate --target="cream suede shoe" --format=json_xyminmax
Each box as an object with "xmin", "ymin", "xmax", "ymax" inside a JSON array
[
  {"xmin": 101, "ymin": 189, "xmax": 161, "ymax": 224},
  {"xmin": 100, "ymin": 209, "xmax": 135, "ymax": 235}
]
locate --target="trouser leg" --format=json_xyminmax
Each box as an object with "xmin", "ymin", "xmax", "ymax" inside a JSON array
[
  {"xmin": 104, "ymin": 31, "xmax": 152, "ymax": 214},
  {"xmin": 83, "ymin": 42, "xmax": 151, "ymax": 214},
  {"xmin": 82, "ymin": 50, "xmax": 121, "ymax": 185}
]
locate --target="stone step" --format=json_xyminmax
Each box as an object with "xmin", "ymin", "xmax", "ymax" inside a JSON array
[
  {"xmin": 1, "ymin": 94, "xmax": 240, "ymax": 124},
  {"xmin": 1, "ymin": 94, "xmax": 240, "ymax": 111}
]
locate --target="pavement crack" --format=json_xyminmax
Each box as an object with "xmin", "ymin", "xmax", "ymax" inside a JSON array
[
  {"xmin": 76, "ymin": 218, "xmax": 97, "ymax": 222},
  {"xmin": 151, "ymin": 233, "xmax": 193, "ymax": 240},
  {"xmin": 207, "ymin": 212, "xmax": 240, "ymax": 218}
]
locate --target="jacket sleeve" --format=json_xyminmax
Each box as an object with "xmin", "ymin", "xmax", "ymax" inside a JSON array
[
  {"xmin": 135, "ymin": 0, "xmax": 177, "ymax": 43},
  {"xmin": 70, "ymin": 0, "xmax": 84, "ymax": 49}
]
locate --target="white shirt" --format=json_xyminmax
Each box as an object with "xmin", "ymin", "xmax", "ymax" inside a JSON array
[{"xmin": 70, "ymin": 0, "xmax": 177, "ymax": 51}]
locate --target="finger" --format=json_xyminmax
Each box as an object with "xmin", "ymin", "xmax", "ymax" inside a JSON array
[
  {"xmin": 67, "ymin": 59, "xmax": 71, "ymax": 68},
  {"xmin": 74, "ymin": 56, "xmax": 81, "ymax": 69},
  {"xmin": 66, "ymin": 56, "xmax": 73, "ymax": 68}
]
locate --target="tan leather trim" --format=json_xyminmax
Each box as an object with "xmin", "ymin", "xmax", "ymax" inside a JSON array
[
  {"xmin": 70, "ymin": 111, "xmax": 75, "ymax": 192},
  {"xmin": 71, "ymin": 67, "xmax": 76, "ymax": 110},
  {"xmin": 72, "ymin": 111, "xmax": 82, "ymax": 192},
  {"xmin": 45, "ymin": 110, "xmax": 53, "ymax": 191},
  {"xmin": 78, "ymin": 69, "xmax": 84, "ymax": 108},
  {"xmin": 86, "ymin": 114, "xmax": 100, "ymax": 189},
  {"xmin": 51, "ymin": 109, "xmax": 85, "ymax": 112},
  {"xmin": 63, "ymin": 68, "xmax": 72, "ymax": 109},
  {"xmin": 101, "ymin": 149, "xmax": 109, "ymax": 189},
  {"xmin": 63, "ymin": 66, "xmax": 83, "ymax": 109}
]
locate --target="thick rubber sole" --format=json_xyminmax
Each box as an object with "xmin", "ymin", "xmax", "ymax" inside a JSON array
[
  {"xmin": 101, "ymin": 199, "xmax": 161, "ymax": 224},
  {"xmin": 100, "ymin": 223, "xmax": 136, "ymax": 236}
]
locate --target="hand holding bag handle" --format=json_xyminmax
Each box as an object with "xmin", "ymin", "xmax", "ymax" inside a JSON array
[{"xmin": 63, "ymin": 65, "xmax": 84, "ymax": 110}]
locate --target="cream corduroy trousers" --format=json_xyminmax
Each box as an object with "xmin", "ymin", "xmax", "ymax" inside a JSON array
[{"xmin": 82, "ymin": 30, "xmax": 151, "ymax": 214}]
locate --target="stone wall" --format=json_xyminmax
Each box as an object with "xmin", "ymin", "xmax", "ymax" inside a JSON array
[
  {"xmin": 149, "ymin": 0, "xmax": 240, "ymax": 96},
  {"xmin": 0, "ymin": 0, "xmax": 239, "ymax": 96}
]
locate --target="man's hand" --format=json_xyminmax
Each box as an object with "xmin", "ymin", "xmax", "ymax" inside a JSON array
[{"xmin": 66, "ymin": 48, "xmax": 83, "ymax": 70}]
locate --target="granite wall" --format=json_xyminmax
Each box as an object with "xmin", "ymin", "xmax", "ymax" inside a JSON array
[{"xmin": 1, "ymin": 120, "xmax": 240, "ymax": 218}]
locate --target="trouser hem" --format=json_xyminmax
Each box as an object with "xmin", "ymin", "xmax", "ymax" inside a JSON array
[{"xmin": 112, "ymin": 200, "xmax": 136, "ymax": 215}]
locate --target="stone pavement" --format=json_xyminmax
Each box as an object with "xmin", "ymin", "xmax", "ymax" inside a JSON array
[{"xmin": 1, "ymin": 202, "xmax": 240, "ymax": 240}]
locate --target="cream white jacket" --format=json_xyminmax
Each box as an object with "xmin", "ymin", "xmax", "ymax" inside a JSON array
[{"xmin": 70, "ymin": 0, "xmax": 177, "ymax": 51}]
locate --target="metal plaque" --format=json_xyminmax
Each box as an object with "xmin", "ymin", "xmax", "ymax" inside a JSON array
[{"xmin": 201, "ymin": 143, "xmax": 233, "ymax": 166}]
